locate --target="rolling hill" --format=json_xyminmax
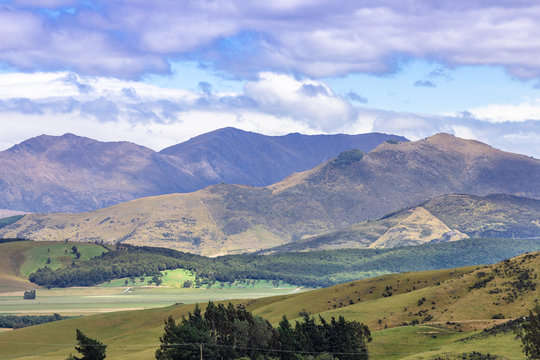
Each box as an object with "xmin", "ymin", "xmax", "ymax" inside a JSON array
[
  {"xmin": 0, "ymin": 240, "xmax": 106, "ymax": 292},
  {"xmin": 1, "ymin": 134, "xmax": 539, "ymax": 255},
  {"xmin": 263, "ymin": 194, "xmax": 540, "ymax": 253},
  {"xmin": 0, "ymin": 129, "xmax": 405, "ymax": 212},
  {"xmin": 1, "ymin": 251, "xmax": 538, "ymax": 359}
]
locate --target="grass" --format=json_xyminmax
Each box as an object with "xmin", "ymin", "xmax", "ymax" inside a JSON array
[
  {"xmin": 0, "ymin": 305, "xmax": 526, "ymax": 360},
  {"xmin": 369, "ymin": 325, "xmax": 471, "ymax": 360},
  {"xmin": 98, "ymin": 268, "xmax": 298, "ymax": 289},
  {"xmin": 0, "ymin": 286, "xmax": 305, "ymax": 316},
  {"xmin": 19, "ymin": 242, "xmax": 107, "ymax": 277},
  {"xmin": 1, "ymin": 250, "xmax": 539, "ymax": 359},
  {"xmin": 97, "ymin": 268, "xmax": 196, "ymax": 287}
]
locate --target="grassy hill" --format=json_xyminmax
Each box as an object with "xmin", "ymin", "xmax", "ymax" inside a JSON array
[
  {"xmin": 2, "ymin": 134, "xmax": 539, "ymax": 255},
  {"xmin": 0, "ymin": 240, "xmax": 107, "ymax": 293},
  {"xmin": 265, "ymin": 194, "xmax": 540, "ymax": 253},
  {"xmin": 1, "ymin": 251, "xmax": 538, "ymax": 359}
]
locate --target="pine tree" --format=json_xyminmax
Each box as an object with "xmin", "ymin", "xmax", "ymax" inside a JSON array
[
  {"xmin": 66, "ymin": 329, "xmax": 106, "ymax": 360},
  {"xmin": 277, "ymin": 315, "xmax": 299, "ymax": 360}
]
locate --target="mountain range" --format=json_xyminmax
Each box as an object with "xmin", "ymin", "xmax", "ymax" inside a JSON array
[
  {"xmin": 0, "ymin": 128, "xmax": 406, "ymax": 212},
  {"xmin": 2, "ymin": 133, "xmax": 539, "ymax": 256}
]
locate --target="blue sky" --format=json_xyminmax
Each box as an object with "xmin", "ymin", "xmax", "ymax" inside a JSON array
[{"xmin": 0, "ymin": 0, "xmax": 539, "ymax": 157}]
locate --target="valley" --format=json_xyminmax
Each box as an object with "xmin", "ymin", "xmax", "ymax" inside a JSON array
[
  {"xmin": 0, "ymin": 131, "xmax": 538, "ymax": 360},
  {"xmin": 3, "ymin": 3, "xmax": 540, "ymax": 359},
  {"xmin": 0, "ymin": 251, "xmax": 538, "ymax": 359}
]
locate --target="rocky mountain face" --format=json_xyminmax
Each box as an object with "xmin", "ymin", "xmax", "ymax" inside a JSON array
[
  {"xmin": 0, "ymin": 129, "xmax": 406, "ymax": 212},
  {"xmin": 2, "ymin": 134, "xmax": 539, "ymax": 256}
]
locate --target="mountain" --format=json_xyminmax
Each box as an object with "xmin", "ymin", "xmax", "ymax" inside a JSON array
[
  {"xmin": 160, "ymin": 127, "xmax": 408, "ymax": 187},
  {"xmin": 0, "ymin": 129, "xmax": 406, "ymax": 212},
  {"xmin": 2, "ymin": 134, "xmax": 539, "ymax": 255},
  {"xmin": 262, "ymin": 194, "xmax": 540, "ymax": 254}
]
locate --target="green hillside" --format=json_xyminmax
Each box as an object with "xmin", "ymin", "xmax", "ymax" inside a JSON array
[
  {"xmin": 23, "ymin": 238, "xmax": 540, "ymax": 288},
  {"xmin": 0, "ymin": 241, "xmax": 107, "ymax": 292},
  {"xmin": 1, "ymin": 251, "xmax": 538, "ymax": 359}
]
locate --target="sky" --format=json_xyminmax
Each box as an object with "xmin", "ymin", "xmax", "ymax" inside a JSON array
[{"xmin": 0, "ymin": 0, "xmax": 539, "ymax": 158}]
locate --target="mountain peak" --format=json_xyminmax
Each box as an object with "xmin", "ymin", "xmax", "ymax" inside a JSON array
[{"xmin": 6, "ymin": 133, "xmax": 90, "ymax": 154}]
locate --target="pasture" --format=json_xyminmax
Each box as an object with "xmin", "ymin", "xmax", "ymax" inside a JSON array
[{"xmin": 0, "ymin": 286, "xmax": 304, "ymax": 316}]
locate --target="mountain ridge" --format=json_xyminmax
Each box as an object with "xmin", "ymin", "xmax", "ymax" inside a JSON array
[
  {"xmin": 0, "ymin": 128, "xmax": 406, "ymax": 212},
  {"xmin": 2, "ymin": 134, "xmax": 539, "ymax": 255}
]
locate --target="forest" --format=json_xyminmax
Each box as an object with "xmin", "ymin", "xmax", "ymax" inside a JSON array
[{"xmin": 27, "ymin": 238, "xmax": 540, "ymax": 288}]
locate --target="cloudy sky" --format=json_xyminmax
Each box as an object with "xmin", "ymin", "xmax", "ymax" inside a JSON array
[{"xmin": 0, "ymin": 0, "xmax": 539, "ymax": 157}]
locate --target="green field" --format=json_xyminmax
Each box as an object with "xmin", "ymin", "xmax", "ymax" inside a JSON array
[
  {"xmin": 19, "ymin": 242, "xmax": 107, "ymax": 277},
  {"xmin": 0, "ymin": 286, "xmax": 305, "ymax": 315},
  {"xmin": 0, "ymin": 305, "xmax": 525, "ymax": 360},
  {"xmin": 1, "ymin": 251, "xmax": 538, "ymax": 359},
  {"xmin": 99, "ymin": 268, "xmax": 298, "ymax": 289}
]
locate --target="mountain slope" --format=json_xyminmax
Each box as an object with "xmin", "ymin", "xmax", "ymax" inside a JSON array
[
  {"xmin": 264, "ymin": 194, "xmax": 540, "ymax": 253},
  {"xmin": 160, "ymin": 127, "xmax": 407, "ymax": 187},
  {"xmin": 0, "ymin": 129, "xmax": 405, "ymax": 212},
  {"xmin": 1, "ymin": 134, "xmax": 539, "ymax": 255}
]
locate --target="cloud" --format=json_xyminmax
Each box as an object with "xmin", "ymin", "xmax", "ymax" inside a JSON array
[
  {"xmin": 2, "ymin": 2, "xmax": 540, "ymax": 78},
  {"xmin": 0, "ymin": 70, "xmax": 539, "ymax": 159},
  {"xmin": 198, "ymin": 81, "xmax": 212, "ymax": 96},
  {"xmin": 346, "ymin": 92, "xmax": 368, "ymax": 103},
  {"xmin": 414, "ymin": 80, "xmax": 436, "ymax": 88},
  {"xmin": 63, "ymin": 73, "xmax": 94, "ymax": 94},
  {"xmin": 466, "ymin": 98, "xmax": 540, "ymax": 122},
  {"xmin": 299, "ymin": 84, "xmax": 329, "ymax": 97},
  {"xmin": 367, "ymin": 110, "xmax": 540, "ymax": 158},
  {"xmin": 428, "ymin": 68, "xmax": 452, "ymax": 81},
  {"xmin": 243, "ymin": 72, "xmax": 356, "ymax": 131},
  {"xmin": 80, "ymin": 97, "xmax": 119, "ymax": 121}
]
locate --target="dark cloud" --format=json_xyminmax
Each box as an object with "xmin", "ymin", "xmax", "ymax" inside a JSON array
[
  {"xmin": 428, "ymin": 68, "xmax": 452, "ymax": 81},
  {"xmin": 63, "ymin": 73, "xmax": 94, "ymax": 94},
  {"xmin": 198, "ymin": 81, "xmax": 212, "ymax": 96},
  {"xmin": 122, "ymin": 87, "xmax": 138, "ymax": 99},
  {"xmin": 414, "ymin": 80, "xmax": 436, "ymax": 88},
  {"xmin": 157, "ymin": 99, "xmax": 182, "ymax": 120},
  {"xmin": 80, "ymin": 97, "xmax": 119, "ymax": 121},
  {"xmin": 299, "ymin": 84, "xmax": 329, "ymax": 97},
  {"xmin": 346, "ymin": 91, "xmax": 368, "ymax": 103},
  {"xmin": 0, "ymin": 98, "xmax": 44, "ymax": 114},
  {"xmin": 2, "ymin": 1, "xmax": 540, "ymax": 78}
]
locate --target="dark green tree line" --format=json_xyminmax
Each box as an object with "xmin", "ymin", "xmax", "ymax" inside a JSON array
[{"xmin": 156, "ymin": 302, "xmax": 371, "ymax": 360}]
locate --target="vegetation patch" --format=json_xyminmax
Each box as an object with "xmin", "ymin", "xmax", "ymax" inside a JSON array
[{"xmin": 0, "ymin": 313, "xmax": 73, "ymax": 329}]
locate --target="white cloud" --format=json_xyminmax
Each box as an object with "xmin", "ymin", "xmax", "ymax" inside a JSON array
[
  {"xmin": 244, "ymin": 72, "xmax": 356, "ymax": 131},
  {"xmin": 467, "ymin": 98, "xmax": 540, "ymax": 122},
  {"xmin": 0, "ymin": 71, "xmax": 539, "ymax": 160}
]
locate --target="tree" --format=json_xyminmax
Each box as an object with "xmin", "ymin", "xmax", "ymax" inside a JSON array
[
  {"xmin": 155, "ymin": 306, "xmax": 218, "ymax": 360},
  {"xmin": 277, "ymin": 315, "xmax": 299, "ymax": 360},
  {"xmin": 66, "ymin": 329, "xmax": 107, "ymax": 360},
  {"xmin": 516, "ymin": 304, "xmax": 540, "ymax": 359}
]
